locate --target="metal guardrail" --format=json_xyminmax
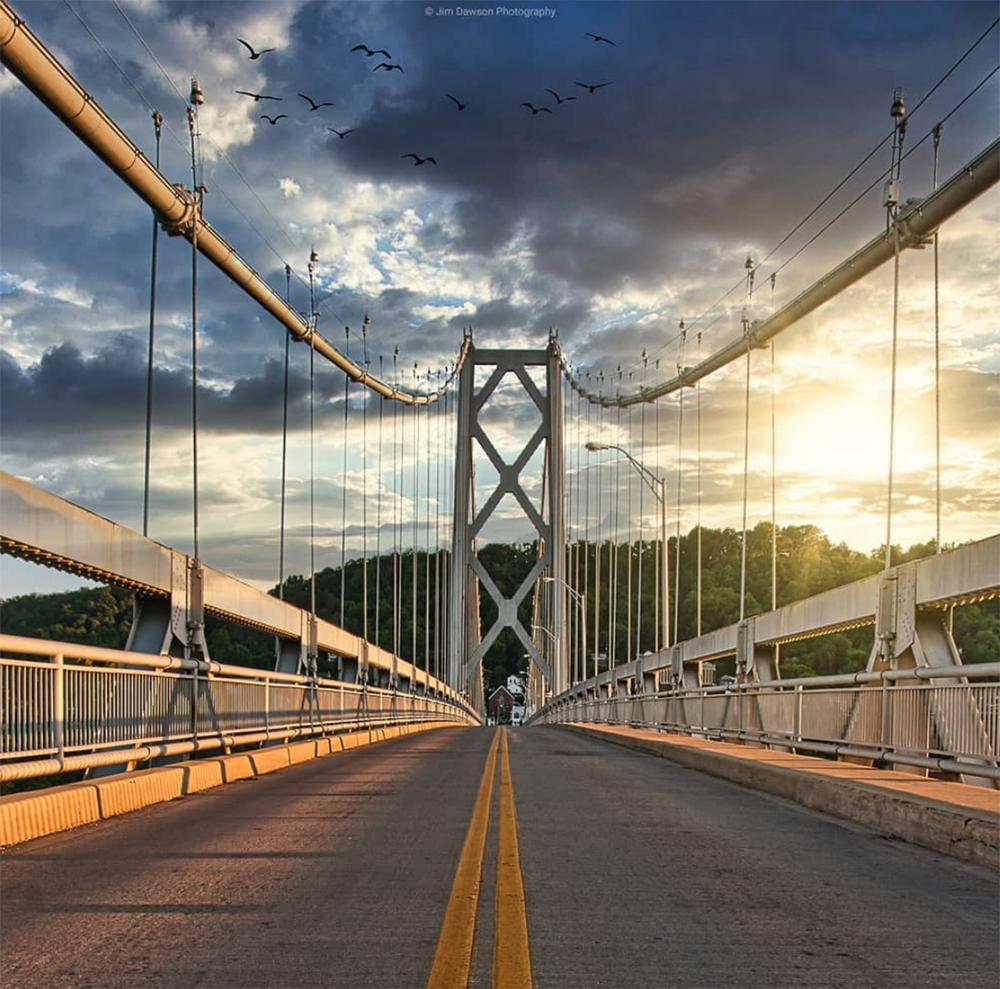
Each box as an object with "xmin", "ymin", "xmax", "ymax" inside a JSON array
[
  {"xmin": 536, "ymin": 664, "xmax": 1000, "ymax": 781},
  {"xmin": 0, "ymin": 635, "xmax": 479, "ymax": 781}
]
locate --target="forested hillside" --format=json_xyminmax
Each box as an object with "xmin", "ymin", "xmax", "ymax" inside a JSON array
[{"xmin": 2, "ymin": 525, "xmax": 995, "ymax": 694}]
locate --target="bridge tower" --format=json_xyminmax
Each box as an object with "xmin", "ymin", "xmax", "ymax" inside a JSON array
[{"xmin": 448, "ymin": 339, "xmax": 568, "ymax": 706}]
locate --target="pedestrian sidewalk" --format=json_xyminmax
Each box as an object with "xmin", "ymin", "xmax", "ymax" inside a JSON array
[{"xmin": 559, "ymin": 722, "xmax": 999, "ymax": 868}]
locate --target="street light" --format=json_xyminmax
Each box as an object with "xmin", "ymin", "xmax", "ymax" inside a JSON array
[
  {"xmin": 543, "ymin": 575, "xmax": 589, "ymax": 685},
  {"xmin": 585, "ymin": 441, "xmax": 672, "ymax": 680}
]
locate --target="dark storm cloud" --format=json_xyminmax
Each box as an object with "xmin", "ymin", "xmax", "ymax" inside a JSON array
[{"xmin": 0, "ymin": 334, "xmax": 352, "ymax": 458}]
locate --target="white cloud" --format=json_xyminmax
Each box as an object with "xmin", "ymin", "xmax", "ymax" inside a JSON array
[{"xmin": 279, "ymin": 176, "xmax": 301, "ymax": 198}]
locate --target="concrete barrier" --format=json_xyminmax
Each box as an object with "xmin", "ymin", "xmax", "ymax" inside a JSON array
[
  {"xmin": 1, "ymin": 722, "xmax": 465, "ymax": 847},
  {"xmin": 559, "ymin": 723, "xmax": 1000, "ymax": 869}
]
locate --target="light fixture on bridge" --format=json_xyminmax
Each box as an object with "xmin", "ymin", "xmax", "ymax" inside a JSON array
[{"xmin": 189, "ymin": 76, "xmax": 205, "ymax": 106}]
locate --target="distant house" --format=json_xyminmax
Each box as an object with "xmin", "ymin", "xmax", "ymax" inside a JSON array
[
  {"xmin": 487, "ymin": 685, "xmax": 515, "ymax": 724},
  {"xmin": 506, "ymin": 674, "xmax": 525, "ymax": 698}
]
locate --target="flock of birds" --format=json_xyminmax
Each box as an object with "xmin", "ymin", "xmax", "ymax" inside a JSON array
[{"xmin": 232, "ymin": 31, "xmax": 615, "ymax": 163}]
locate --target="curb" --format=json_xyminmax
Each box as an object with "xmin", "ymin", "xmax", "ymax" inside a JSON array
[
  {"xmin": 558, "ymin": 723, "xmax": 1000, "ymax": 869},
  {"xmin": 1, "ymin": 721, "xmax": 465, "ymax": 848}
]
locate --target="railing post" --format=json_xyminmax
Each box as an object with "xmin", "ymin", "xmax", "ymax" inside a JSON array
[
  {"xmin": 881, "ymin": 679, "xmax": 892, "ymax": 753},
  {"xmin": 53, "ymin": 651, "xmax": 65, "ymax": 768},
  {"xmin": 191, "ymin": 664, "xmax": 199, "ymax": 742},
  {"xmin": 794, "ymin": 683, "xmax": 803, "ymax": 747},
  {"xmin": 264, "ymin": 675, "xmax": 270, "ymax": 737}
]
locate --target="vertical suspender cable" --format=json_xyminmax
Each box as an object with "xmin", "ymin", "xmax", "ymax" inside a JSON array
[
  {"xmin": 307, "ymin": 261, "xmax": 318, "ymax": 658},
  {"xmin": 575, "ymin": 388, "xmax": 583, "ymax": 682},
  {"xmin": 655, "ymin": 363, "xmax": 662, "ymax": 650},
  {"xmin": 393, "ymin": 348, "xmax": 400, "ymax": 666},
  {"xmin": 933, "ymin": 122, "xmax": 943, "ymax": 553},
  {"xmin": 770, "ymin": 274, "xmax": 777, "ymax": 611},
  {"xmin": 278, "ymin": 263, "xmax": 291, "ymax": 600},
  {"xmin": 187, "ymin": 104, "xmax": 201, "ymax": 565},
  {"xmin": 674, "ymin": 324, "xmax": 686, "ymax": 647},
  {"xmin": 142, "ymin": 110, "xmax": 162, "ymax": 538},
  {"xmin": 442, "ymin": 371, "xmax": 451, "ymax": 679},
  {"xmin": 695, "ymin": 340, "xmax": 702, "ymax": 638},
  {"xmin": 376, "ymin": 356, "xmax": 384, "ymax": 648},
  {"xmin": 738, "ymin": 338, "xmax": 752, "ymax": 624},
  {"xmin": 611, "ymin": 375, "xmax": 622, "ymax": 669},
  {"xmin": 434, "ymin": 370, "xmax": 443, "ymax": 680},
  {"xmin": 739, "ymin": 256, "xmax": 755, "ymax": 625},
  {"xmin": 413, "ymin": 364, "xmax": 420, "ymax": 667},
  {"xmin": 625, "ymin": 397, "xmax": 633, "ymax": 662},
  {"xmin": 340, "ymin": 327, "xmax": 350, "ymax": 627},
  {"xmin": 362, "ymin": 318, "xmax": 370, "ymax": 647},
  {"xmin": 636, "ymin": 357, "xmax": 647, "ymax": 657},
  {"xmin": 595, "ymin": 375, "xmax": 604, "ymax": 671},
  {"xmin": 885, "ymin": 219, "xmax": 902, "ymax": 571},
  {"xmin": 572, "ymin": 370, "xmax": 580, "ymax": 684},
  {"xmin": 886, "ymin": 93, "xmax": 907, "ymax": 571},
  {"xmin": 584, "ymin": 390, "xmax": 593, "ymax": 678},
  {"xmin": 425, "ymin": 370, "xmax": 432, "ymax": 676}
]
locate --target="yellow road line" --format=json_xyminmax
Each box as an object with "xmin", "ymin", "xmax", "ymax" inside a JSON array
[
  {"xmin": 427, "ymin": 729, "xmax": 500, "ymax": 989},
  {"xmin": 493, "ymin": 728, "xmax": 532, "ymax": 989}
]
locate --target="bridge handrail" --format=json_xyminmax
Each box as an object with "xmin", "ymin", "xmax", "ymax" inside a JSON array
[
  {"xmin": 534, "ymin": 665, "xmax": 1000, "ymax": 781},
  {"xmin": 0, "ymin": 634, "xmax": 480, "ymax": 781}
]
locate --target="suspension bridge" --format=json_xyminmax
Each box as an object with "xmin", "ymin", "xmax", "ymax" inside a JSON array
[{"xmin": 1, "ymin": 3, "xmax": 998, "ymax": 987}]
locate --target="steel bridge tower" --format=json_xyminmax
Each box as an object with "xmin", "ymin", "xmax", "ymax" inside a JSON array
[{"xmin": 448, "ymin": 340, "xmax": 568, "ymax": 707}]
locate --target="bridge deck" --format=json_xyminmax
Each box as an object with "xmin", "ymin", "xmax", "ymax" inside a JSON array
[{"xmin": 2, "ymin": 726, "xmax": 997, "ymax": 988}]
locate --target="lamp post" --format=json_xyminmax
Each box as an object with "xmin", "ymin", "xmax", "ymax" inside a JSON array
[
  {"xmin": 543, "ymin": 576, "xmax": 588, "ymax": 685},
  {"xmin": 531, "ymin": 624, "xmax": 556, "ymax": 702},
  {"xmin": 585, "ymin": 441, "xmax": 672, "ymax": 681}
]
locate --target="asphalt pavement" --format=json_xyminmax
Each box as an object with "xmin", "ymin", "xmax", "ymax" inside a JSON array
[{"xmin": 1, "ymin": 724, "xmax": 997, "ymax": 989}]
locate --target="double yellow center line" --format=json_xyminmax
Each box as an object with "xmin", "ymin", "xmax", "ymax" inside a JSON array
[{"xmin": 427, "ymin": 728, "xmax": 532, "ymax": 989}]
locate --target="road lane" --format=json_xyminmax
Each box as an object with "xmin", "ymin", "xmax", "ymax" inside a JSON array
[
  {"xmin": 0, "ymin": 727, "xmax": 492, "ymax": 989},
  {"xmin": 508, "ymin": 726, "xmax": 999, "ymax": 989},
  {"xmin": 427, "ymin": 730, "xmax": 500, "ymax": 989},
  {"xmin": 493, "ymin": 728, "xmax": 531, "ymax": 989}
]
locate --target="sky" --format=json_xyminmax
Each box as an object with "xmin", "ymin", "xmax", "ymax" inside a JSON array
[{"xmin": 1, "ymin": 0, "xmax": 998, "ymax": 599}]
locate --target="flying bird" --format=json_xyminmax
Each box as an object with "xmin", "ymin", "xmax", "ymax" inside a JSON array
[
  {"xmin": 574, "ymin": 81, "xmax": 611, "ymax": 94},
  {"xmin": 236, "ymin": 90, "xmax": 283, "ymax": 101},
  {"xmin": 259, "ymin": 114, "xmax": 287, "ymax": 125},
  {"xmin": 373, "ymin": 62, "xmax": 404, "ymax": 73},
  {"xmin": 352, "ymin": 44, "xmax": 392, "ymax": 58},
  {"xmin": 445, "ymin": 94, "xmax": 466, "ymax": 111},
  {"xmin": 585, "ymin": 33, "xmax": 616, "ymax": 45},
  {"xmin": 520, "ymin": 102, "xmax": 552, "ymax": 115},
  {"xmin": 237, "ymin": 39, "xmax": 275, "ymax": 60},
  {"xmin": 400, "ymin": 153, "xmax": 437, "ymax": 166},
  {"xmin": 328, "ymin": 128, "xmax": 356, "ymax": 139},
  {"xmin": 298, "ymin": 93, "xmax": 335, "ymax": 111},
  {"xmin": 545, "ymin": 89, "xmax": 577, "ymax": 104}
]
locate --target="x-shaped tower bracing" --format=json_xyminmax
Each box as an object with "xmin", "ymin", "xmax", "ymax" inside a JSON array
[{"xmin": 449, "ymin": 344, "xmax": 567, "ymax": 701}]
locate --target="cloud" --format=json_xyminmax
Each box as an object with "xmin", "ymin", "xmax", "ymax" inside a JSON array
[{"xmin": 1, "ymin": 0, "xmax": 997, "ymax": 595}]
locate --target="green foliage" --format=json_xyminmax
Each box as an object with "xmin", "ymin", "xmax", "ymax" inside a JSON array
[{"xmin": 2, "ymin": 527, "xmax": 995, "ymax": 684}]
